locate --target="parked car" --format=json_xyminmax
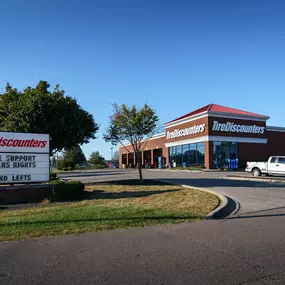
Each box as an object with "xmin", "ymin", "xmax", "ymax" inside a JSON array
[
  {"xmin": 245, "ymin": 156, "xmax": 285, "ymax": 176},
  {"xmin": 109, "ymin": 163, "xmax": 119, "ymax": 168}
]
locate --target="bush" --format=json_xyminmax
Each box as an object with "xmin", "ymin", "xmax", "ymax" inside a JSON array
[
  {"xmin": 68, "ymin": 166, "xmax": 74, "ymax": 171},
  {"xmin": 66, "ymin": 181, "xmax": 85, "ymax": 191},
  {"xmin": 93, "ymin": 164, "xmax": 104, "ymax": 169},
  {"xmin": 186, "ymin": 165, "xmax": 205, "ymax": 170},
  {"xmin": 48, "ymin": 179, "xmax": 63, "ymax": 184},
  {"xmin": 176, "ymin": 165, "xmax": 184, "ymax": 170},
  {"xmin": 48, "ymin": 180, "xmax": 85, "ymax": 199},
  {"xmin": 56, "ymin": 160, "xmax": 75, "ymax": 170},
  {"xmin": 50, "ymin": 172, "xmax": 57, "ymax": 181},
  {"xmin": 79, "ymin": 164, "xmax": 104, "ymax": 170}
]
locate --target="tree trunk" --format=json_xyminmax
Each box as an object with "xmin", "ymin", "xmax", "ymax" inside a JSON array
[{"xmin": 136, "ymin": 152, "xmax": 144, "ymax": 184}]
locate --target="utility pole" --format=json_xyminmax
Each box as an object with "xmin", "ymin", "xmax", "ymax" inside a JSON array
[{"xmin": 111, "ymin": 147, "xmax": 113, "ymax": 162}]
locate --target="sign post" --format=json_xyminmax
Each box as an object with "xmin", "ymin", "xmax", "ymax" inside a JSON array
[{"xmin": 0, "ymin": 132, "xmax": 50, "ymax": 184}]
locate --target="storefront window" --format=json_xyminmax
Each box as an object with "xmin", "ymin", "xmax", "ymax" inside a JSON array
[
  {"xmin": 183, "ymin": 144, "xmax": 190, "ymax": 167},
  {"xmin": 189, "ymin": 144, "xmax": 197, "ymax": 166},
  {"xmin": 176, "ymin": 145, "xmax": 183, "ymax": 165},
  {"xmin": 213, "ymin": 142, "xmax": 239, "ymax": 169},
  {"xmin": 169, "ymin": 146, "xmax": 177, "ymax": 167},
  {"xmin": 197, "ymin": 142, "xmax": 205, "ymax": 166},
  {"xmin": 169, "ymin": 147, "xmax": 173, "ymax": 164},
  {"xmin": 169, "ymin": 142, "xmax": 204, "ymax": 167}
]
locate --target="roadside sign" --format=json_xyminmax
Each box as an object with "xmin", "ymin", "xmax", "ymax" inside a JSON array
[{"xmin": 0, "ymin": 132, "xmax": 50, "ymax": 184}]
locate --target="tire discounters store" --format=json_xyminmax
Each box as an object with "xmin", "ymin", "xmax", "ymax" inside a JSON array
[{"xmin": 119, "ymin": 104, "xmax": 285, "ymax": 169}]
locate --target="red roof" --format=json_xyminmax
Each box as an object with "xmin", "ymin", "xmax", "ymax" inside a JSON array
[{"xmin": 165, "ymin": 104, "xmax": 267, "ymax": 124}]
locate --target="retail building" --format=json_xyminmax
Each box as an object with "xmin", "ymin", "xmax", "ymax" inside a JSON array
[{"xmin": 119, "ymin": 104, "xmax": 285, "ymax": 169}]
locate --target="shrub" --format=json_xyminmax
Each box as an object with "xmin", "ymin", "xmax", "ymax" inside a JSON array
[
  {"xmin": 56, "ymin": 160, "xmax": 75, "ymax": 170},
  {"xmin": 186, "ymin": 165, "xmax": 205, "ymax": 170},
  {"xmin": 68, "ymin": 166, "xmax": 74, "ymax": 171},
  {"xmin": 93, "ymin": 164, "xmax": 104, "ymax": 169},
  {"xmin": 48, "ymin": 180, "xmax": 85, "ymax": 199},
  {"xmin": 176, "ymin": 165, "xmax": 184, "ymax": 170},
  {"xmin": 66, "ymin": 181, "xmax": 85, "ymax": 191},
  {"xmin": 48, "ymin": 179, "xmax": 63, "ymax": 185},
  {"xmin": 50, "ymin": 172, "xmax": 57, "ymax": 181}
]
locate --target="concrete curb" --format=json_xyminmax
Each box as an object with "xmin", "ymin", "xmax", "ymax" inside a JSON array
[
  {"xmin": 181, "ymin": 185, "xmax": 239, "ymax": 219},
  {"xmin": 224, "ymin": 176, "xmax": 285, "ymax": 184},
  {"xmin": 146, "ymin": 169, "xmax": 203, "ymax": 173}
]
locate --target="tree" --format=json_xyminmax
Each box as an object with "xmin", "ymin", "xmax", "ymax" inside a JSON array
[
  {"xmin": 63, "ymin": 145, "xmax": 86, "ymax": 165},
  {"xmin": 0, "ymin": 81, "xmax": 99, "ymax": 154},
  {"xmin": 88, "ymin": 151, "xmax": 105, "ymax": 165},
  {"xmin": 112, "ymin": 150, "xmax": 119, "ymax": 165},
  {"xmin": 104, "ymin": 103, "xmax": 159, "ymax": 182}
]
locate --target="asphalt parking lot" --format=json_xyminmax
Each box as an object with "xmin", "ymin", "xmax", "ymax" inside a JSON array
[
  {"xmin": 2, "ymin": 169, "xmax": 285, "ymax": 285},
  {"xmin": 58, "ymin": 168, "xmax": 285, "ymax": 215}
]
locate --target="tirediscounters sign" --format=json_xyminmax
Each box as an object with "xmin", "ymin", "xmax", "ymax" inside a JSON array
[
  {"xmin": 212, "ymin": 121, "xmax": 265, "ymax": 134},
  {"xmin": 0, "ymin": 132, "xmax": 50, "ymax": 184},
  {"xmin": 166, "ymin": 124, "xmax": 206, "ymax": 140}
]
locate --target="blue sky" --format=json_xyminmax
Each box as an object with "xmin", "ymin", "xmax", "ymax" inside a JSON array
[{"xmin": 1, "ymin": 0, "xmax": 285, "ymax": 159}]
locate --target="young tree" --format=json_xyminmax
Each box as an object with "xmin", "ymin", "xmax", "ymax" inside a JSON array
[
  {"xmin": 0, "ymin": 81, "xmax": 99, "ymax": 154},
  {"xmin": 63, "ymin": 145, "xmax": 86, "ymax": 165},
  {"xmin": 104, "ymin": 103, "xmax": 159, "ymax": 182},
  {"xmin": 88, "ymin": 151, "xmax": 105, "ymax": 165},
  {"xmin": 112, "ymin": 150, "xmax": 120, "ymax": 165}
]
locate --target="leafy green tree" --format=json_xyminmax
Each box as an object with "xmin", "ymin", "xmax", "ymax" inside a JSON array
[
  {"xmin": 104, "ymin": 103, "xmax": 159, "ymax": 182},
  {"xmin": 88, "ymin": 151, "xmax": 105, "ymax": 165},
  {"xmin": 63, "ymin": 145, "xmax": 86, "ymax": 165},
  {"xmin": 0, "ymin": 81, "xmax": 99, "ymax": 154}
]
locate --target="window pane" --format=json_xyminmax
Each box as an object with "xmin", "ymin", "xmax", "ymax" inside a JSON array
[
  {"xmin": 213, "ymin": 142, "xmax": 238, "ymax": 169},
  {"xmin": 176, "ymin": 145, "xmax": 183, "ymax": 165},
  {"xmin": 169, "ymin": 147, "xmax": 172, "ymax": 165},
  {"xmin": 278, "ymin": 157, "xmax": 285, "ymax": 164},
  {"xmin": 229, "ymin": 142, "xmax": 238, "ymax": 168},
  {"xmin": 213, "ymin": 142, "xmax": 221, "ymax": 168},
  {"xmin": 183, "ymin": 144, "xmax": 190, "ymax": 166},
  {"xmin": 189, "ymin": 143, "xmax": 197, "ymax": 165},
  {"xmin": 270, "ymin": 157, "xmax": 277, "ymax": 163},
  {"xmin": 197, "ymin": 142, "xmax": 204, "ymax": 166}
]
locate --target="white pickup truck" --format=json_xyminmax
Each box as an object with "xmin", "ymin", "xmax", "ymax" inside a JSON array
[{"xmin": 245, "ymin": 156, "xmax": 285, "ymax": 176}]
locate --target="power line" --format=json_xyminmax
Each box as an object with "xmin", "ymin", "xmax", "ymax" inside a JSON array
[{"xmin": 191, "ymin": 0, "xmax": 285, "ymax": 37}]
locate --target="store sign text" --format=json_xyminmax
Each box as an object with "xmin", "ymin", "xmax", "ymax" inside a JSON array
[
  {"xmin": 212, "ymin": 121, "xmax": 265, "ymax": 134},
  {"xmin": 166, "ymin": 124, "xmax": 206, "ymax": 140},
  {"xmin": 0, "ymin": 132, "xmax": 49, "ymax": 184}
]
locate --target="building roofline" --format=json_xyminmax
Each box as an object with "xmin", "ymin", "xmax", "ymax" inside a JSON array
[
  {"xmin": 267, "ymin": 126, "xmax": 285, "ymax": 132},
  {"xmin": 164, "ymin": 104, "xmax": 269, "ymax": 127}
]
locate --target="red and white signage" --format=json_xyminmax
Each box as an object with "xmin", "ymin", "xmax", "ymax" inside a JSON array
[
  {"xmin": 0, "ymin": 132, "xmax": 49, "ymax": 153},
  {"xmin": 0, "ymin": 132, "xmax": 50, "ymax": 184},
  {"xmin": 166, "ymin": 124, "xmax": 206, "ymax": 140},
  {"xmin": 212, "ymin": 121, "xmax": 265, "ymax": 134}
]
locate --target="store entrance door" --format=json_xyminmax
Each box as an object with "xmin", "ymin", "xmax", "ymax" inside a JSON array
[{"xmin": 213, "ymin": 142, "xmax": 239, "ymax": 169}]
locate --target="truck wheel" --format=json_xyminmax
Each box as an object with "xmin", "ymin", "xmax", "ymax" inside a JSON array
[{"xmin": 252, "ymin": 168, "xmax": 261, "ymax": 177}]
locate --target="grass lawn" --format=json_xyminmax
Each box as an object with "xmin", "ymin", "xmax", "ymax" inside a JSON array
[{"xmin": 0, "ymin": 183, "xmax": 219, "ymax": 242}]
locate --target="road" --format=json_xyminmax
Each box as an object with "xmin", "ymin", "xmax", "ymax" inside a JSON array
[{"xmin": 2, "ymin": 169, "xmax": 285, "ymax": 285}]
